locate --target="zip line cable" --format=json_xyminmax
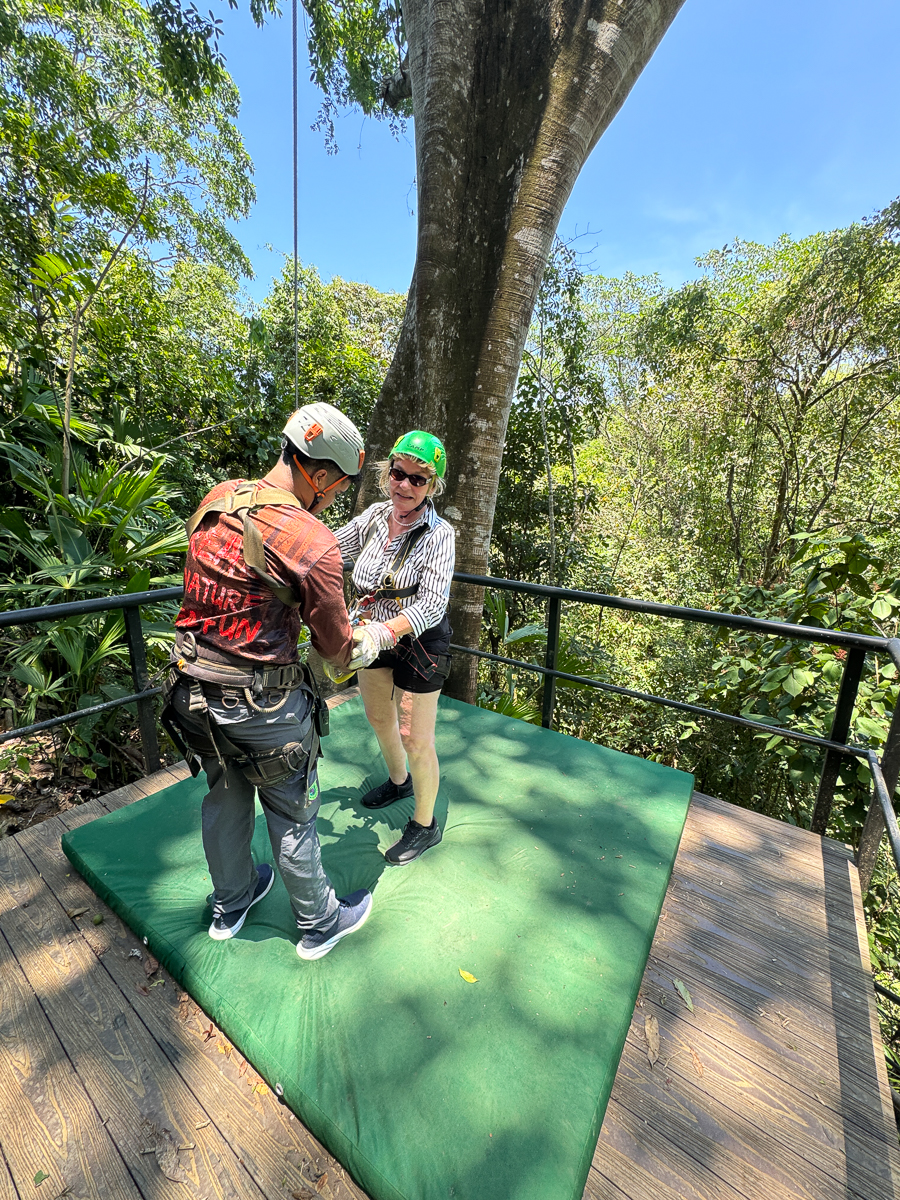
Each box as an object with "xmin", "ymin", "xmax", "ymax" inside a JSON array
[{"xmin": 292, "ymin": 0, "xmax": 299, "ymax": 409}]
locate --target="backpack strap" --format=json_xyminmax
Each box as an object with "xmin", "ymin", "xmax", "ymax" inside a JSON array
[{"xmin": 184, "ymin": 482, "xmax": 305, "ymax": 608}]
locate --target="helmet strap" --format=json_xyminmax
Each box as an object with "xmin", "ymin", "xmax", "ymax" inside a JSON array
[{"xmin": 293, "ymin": 455, "xmax": 346, "ymax": 513}]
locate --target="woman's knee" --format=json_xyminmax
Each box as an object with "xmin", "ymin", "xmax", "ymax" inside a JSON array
[
  {"xmin": 364, "ymin": 702, "xmax": 398, "ymax": 735},
  {"xmin": 400, "ymin": 729, "xmax": 436, "ymax": 761}
]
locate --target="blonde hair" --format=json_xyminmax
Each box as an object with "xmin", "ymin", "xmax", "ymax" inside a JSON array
[{"xmin": 374, "ymin": 454, "xmax": 446, "ymax": 497}]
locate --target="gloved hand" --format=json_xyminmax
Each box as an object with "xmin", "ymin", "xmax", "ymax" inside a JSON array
[
  {"xmin": 322, "ymin": 657, "xmax": 356, "ymax": 685},
  {"xmin": 347, "ymin": 621, "xmax": 396, "ymax": 671}
]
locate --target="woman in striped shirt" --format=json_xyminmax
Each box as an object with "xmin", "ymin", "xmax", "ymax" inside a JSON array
[{"xmin": 334, "ymin": 431, "xmax": 456, "ymax": 866}]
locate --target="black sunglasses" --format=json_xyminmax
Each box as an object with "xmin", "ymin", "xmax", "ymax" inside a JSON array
[{"xmin": 389, "ymin": 465, "xmax": 431, "ymax": 488}]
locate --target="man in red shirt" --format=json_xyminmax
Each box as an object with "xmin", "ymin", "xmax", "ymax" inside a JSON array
[{"xmin": 164, "ymin": 402, "xmax": 382, "ymax": 959}]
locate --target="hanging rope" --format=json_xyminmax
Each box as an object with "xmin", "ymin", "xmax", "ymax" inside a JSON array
[{"xmin": 291, "ymin": 0, "xmax": 299, "ymax": 409}]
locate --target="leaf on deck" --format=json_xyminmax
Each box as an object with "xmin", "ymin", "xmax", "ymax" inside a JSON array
[{"xmin": 673, "ymin": 978, "xmax": 694, "ymax": 1012}]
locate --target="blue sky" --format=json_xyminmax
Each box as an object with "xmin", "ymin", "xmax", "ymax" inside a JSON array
[{"xmin": 218, "ymin": 0, "xmax": 900, "ymax": 302}]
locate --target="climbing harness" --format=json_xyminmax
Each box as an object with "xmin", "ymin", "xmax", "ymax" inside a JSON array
[
  {"xmin": 167, "ymin": 458, "xmax": 334, "ymax": 784},
  {"xmin": 185, "ymin": 480, "xmax": 304, "ymax": 608},
  {"xmin": 160, "ymin": 630, "xmax": 327, "ymax": 790},
  {"xmin": 346, "ymin": 510, "xmax": 451, "ymax": 684},
  {"xmin": 347, "ymin": 514, "xmax": 431, "ymax": 620},
  {"xmin": 389, "ymin": 629, "xmax": 452, "ymax": 684}
]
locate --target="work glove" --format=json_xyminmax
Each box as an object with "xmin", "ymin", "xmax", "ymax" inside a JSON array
[
  {"xmin": 322, "ymin": 657, "xmax": 355, "ymax": 685},
  {"xmin": 347, "ymin": 621, "xmax": 396, "ymax": 672}
]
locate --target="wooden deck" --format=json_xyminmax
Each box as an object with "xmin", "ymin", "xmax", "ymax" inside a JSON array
[
  {"xmin": 588, "ymin": 792, "xmax": 900, "ymax": 1200},
  {"xmin": 2, "ymin": 767, "xmax": 898, "ymax": 1199}
]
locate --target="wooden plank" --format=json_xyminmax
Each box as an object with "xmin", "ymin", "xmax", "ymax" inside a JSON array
[
  {"xmin": 18, "ymin": 807, "xmax": 369, "ymax": 1200},
  {"xmin": 636, "ymin": 960, "xmax": 893, "ymax": 1138},
  {"xmin": 592, "ymin": 793, "xmax": 900, "ymax": 1200},
  {"xmin": 672, "ymin": 835, "xmax": 864, "ymax": 948},
  {"xmin": 609, "ymin": 1050, "xmax": 891, "ymax": 1200},
  {"xmin": 0, "ymin": 831, "xmax": 266, "ymax": 1200},
  {"xmin": 596, "ymin": 1095, "xmax": 755, "ymax": 1200},
  {"xmin": 611, "ymin": 1014, "xmax": 897, "ymax": 1200},
  {"xmin": 646, "ymin": 916, "xmax": 882, "ymax": 1060},
  {"xmin": 679, "ymin": 821, "xmax": 893, "ymax": 1098},
  {"xmin": 585, "ymin": 1145, "xmax": 688, "ymax": 1200},
  {"xmin": 681, "ymin": 809, "xmax": 898, "ymax": 1132},
  {"xmin": 0, "ymin": 928, "xmax": 140, "ymax": 1200}
]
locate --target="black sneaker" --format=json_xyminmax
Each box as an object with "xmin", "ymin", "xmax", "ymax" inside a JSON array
[
  {"xmin": 208, "ymin": 863, "xmax": 275, "ymax": 941},
  {"xmin": 361, "ymin": 772, "xmax": 414, "ymax": 809},
  {"xmin": 384, "ymin": 818, "xmax": 442, "ymax": 866},
  {"xmin": 296, "ymin": 890, "xmax": 373, "ymax": 960}
]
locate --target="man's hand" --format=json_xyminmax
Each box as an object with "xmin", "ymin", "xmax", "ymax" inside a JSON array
[
  {"xmin": 348, "ymin": 621, "xmax": 396, "ymax": 671},
  {"xmin": 322, "ymin": 658, "xmax": 355, "ymax": 685}
]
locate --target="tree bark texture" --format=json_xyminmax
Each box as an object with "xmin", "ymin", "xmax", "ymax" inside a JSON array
[{"xmin": 359, "ymin": 0, "xmax": 686, "ymax": 700}]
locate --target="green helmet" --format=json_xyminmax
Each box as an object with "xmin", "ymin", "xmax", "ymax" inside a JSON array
[{"xmin": 390, "ymin": 430, "xmax": 447, "ymax": 478}]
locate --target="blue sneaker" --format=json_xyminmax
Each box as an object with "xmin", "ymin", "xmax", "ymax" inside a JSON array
[
  {"xmin": 208, "ymin": 863, "xmax": 275, "ymax": 941},
  {"xmin": 296, "ymin": 890, "xmax": 373, "ymax": 960}
]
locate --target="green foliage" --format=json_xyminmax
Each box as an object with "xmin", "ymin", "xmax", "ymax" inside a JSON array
[
  {"xmin": 303, "ymin": 0, "xmax": 409, "ymax": 150},
  {"xmin": 0, "ymin": 0, "xmax": 256, "ymax": 469},
  {"xmin": 701, "ymin": 531, "xmax": 899, "ymax": 834},
  {"xmin": 0, "ymin": 0, "xmax": 255, "ymax": 296},
  {"xmin": 493, "ymin": 240, "xmax": 604, "ymax": 587},
  {"xmin": 255, "ymin": 259, "xmax": 405, "ymax": 522},
  {"xmin": 476, "ymin": 590, "xmax": 605, "ymax": 730},
  {"xmin": 0, "ymin": 385, "xmax": 186, "ymax": 598},
  {"xmin": 634, "ymin": 205, "xmax": 900, "ymax": 586},
  {"xmin": 867, "ymin": 855, "xmax": 900, "ymax": 1091},
  {"xmin": 261, "ymin": 260, "xmax": 405, "ymax": 425},
  {"xmin": 0, "ymin": 390, "xmax": 183, "ymax": 764},
  {"xmin": 489, "ymin": 206, "xmax": 900, "ymax": 816}
]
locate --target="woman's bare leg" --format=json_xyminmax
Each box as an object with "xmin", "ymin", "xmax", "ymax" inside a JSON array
[
  {"xmin": 357, "ymin": 668, "xmax": 408, "ymax": 783},
  {"xmin": 395, "ymin": 688, "xmax": 441, "ymax": 826}
]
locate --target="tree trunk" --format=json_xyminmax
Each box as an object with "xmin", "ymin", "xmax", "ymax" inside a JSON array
[{"xmin": 358, "ymin": 0, "xmax": 685, "ymax": 700}]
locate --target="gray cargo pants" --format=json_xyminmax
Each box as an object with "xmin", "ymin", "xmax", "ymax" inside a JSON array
[{"xmin": 170, "ymin": 680, "xmax": 339, "ymax": 933}]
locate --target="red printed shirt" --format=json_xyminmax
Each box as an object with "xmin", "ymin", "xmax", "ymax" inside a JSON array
[{"xmin": 175, "ymin": 479, "xmax": 353, "ymax": 667}]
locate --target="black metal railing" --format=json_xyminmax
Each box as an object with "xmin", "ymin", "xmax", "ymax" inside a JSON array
[
  {"xmin": 1, "ymin": 575, "xmax": 899, "ymax": 895},
  {"xmin": 449, "ymin": 571, "xmax": 900, "ymax": 896},
  {"xmin": 0, "ymin": 587, "xmax": 182, "ymax": 774}
]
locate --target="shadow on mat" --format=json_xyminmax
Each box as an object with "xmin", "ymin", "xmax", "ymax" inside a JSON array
[{"xmin": 233, "ymin": 776, "xmax": 454, "ymax": 944}]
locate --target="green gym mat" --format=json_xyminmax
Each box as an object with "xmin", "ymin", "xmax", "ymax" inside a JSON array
[{"xmin": 63, "ymin": 694, "xmax": 694, "ymax": 1200}]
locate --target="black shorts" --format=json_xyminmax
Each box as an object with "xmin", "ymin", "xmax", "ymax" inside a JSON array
[{"xmin": 365, "ymin": 615, "xmax": 452, "ymax": 694}]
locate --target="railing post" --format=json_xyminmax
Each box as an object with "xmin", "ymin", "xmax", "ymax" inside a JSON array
[
  {"xmin": 857, "ymin": 698, "xmax": 900, "ymax": 894},
  {"xmin": 541, "ymin": 596, "xmax": 562, "ymax": 729},
  {"xmin": 810, "ymin": 646, "xmax": 866, "ymax": 835},
  {"xmin": 123, "ymin": 605, "xmax": 161, "ymax": 774}
]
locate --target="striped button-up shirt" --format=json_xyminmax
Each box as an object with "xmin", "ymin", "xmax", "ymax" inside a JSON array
[{"xmin": 334, "ymin": 500, "xmax": 456, "ymax": 638}]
